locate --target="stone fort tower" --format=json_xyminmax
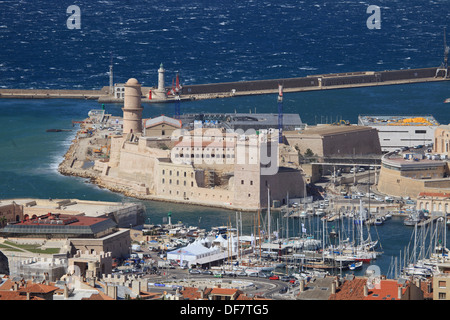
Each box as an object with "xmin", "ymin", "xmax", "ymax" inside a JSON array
[{"xmin": 122, "ymin": 78, "xmax": 143, "ymax": 134}]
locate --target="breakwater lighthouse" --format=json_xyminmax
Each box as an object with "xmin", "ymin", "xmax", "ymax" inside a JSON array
[
  {"xmin": 122, "ymin": 78, "xmax": 143, "ymax": 134},
  {"xmin": 158, "ymin": 63, "xmax": 166, "ymax": 94}
]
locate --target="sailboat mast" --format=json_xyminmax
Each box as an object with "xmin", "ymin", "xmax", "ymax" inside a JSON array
[
  {"xmin": 240, "ymin": 212, "xmax": 243, "ymax": 262},
  {"xmin": 413, "ymin": 221, "xmax": 418, "ymax": 265},
  {"xmin": 236, "ymin": 212, "xmax": 240, "ymax": 263},
  {"xmin": 444, "ymin": 210, "xmax": 447, "ymax": 257},
  {"xmin": 359, "ymin": 199, "xmax": 364, "ymax": 245},
  {"xmin": 268, "ymin": 186, "xmax": 271, "ymax": 249},
  {"xmin": 322, "ymin": 216, "xmax": 325, "ymax": 262},
  {"xmin": 258, "ymin": 209, "xmax": 262, "ymax": 263}
]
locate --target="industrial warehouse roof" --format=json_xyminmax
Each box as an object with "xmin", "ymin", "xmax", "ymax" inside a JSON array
[
  {"xmin": 180, "ymin": 113, "xmax": 303, "ymax": 130},
  {"xmin": 358, "ymin": 115, "xmax": 439, "ymax": 127},
  {"xmin": 227, "ymin": 113, "xmax": 302, "ymax": 128},
  {"xmin": 0, "ymin": 213, "xmax": 117, "ymax": 237}
]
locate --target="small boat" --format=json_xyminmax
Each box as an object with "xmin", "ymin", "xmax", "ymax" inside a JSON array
[
  {"xmin": 349, "ymin": 261, "xmax": 363, "ymax": 270},
  {"xmin": 374, "ymin": 216, "xmax": 384, "ymax": 226},
  {"xmin": 444, "ymin": 98, "xmax": 450, "ymax": 103},
  {"xmin": 46, "ymin": 128, "xmax": 71, "ymax": 132},
  {"xmin": 315, "ymin": 209, "xmax": 324, "ymax": 216},
  {"xmin": 404, "ymin": 211, "xmax": 427, "ymax": 226}
]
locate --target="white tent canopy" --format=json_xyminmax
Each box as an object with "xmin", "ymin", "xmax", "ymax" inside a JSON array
[{"xmin": 166, "ymin": 237, "xmax": 237, "ymax": 267}]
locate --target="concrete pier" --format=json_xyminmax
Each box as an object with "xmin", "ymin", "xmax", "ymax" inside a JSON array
[
  {"xmin": 0, "ymin": 88, "xmax": 108, "ymax": 100},
  {"xmin": 1, "ymin": 66, "xmax": 448, "ymax": 103}
]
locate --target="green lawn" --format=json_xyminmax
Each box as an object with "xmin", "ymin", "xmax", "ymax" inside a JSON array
[{"xmin": 3, "ymin": 241, "xmax": 61, "ymax": 254}]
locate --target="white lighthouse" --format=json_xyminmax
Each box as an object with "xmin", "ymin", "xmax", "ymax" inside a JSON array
[{"xmin": 158, "ymin": 63, "xmax": 165, "ymax": 94}]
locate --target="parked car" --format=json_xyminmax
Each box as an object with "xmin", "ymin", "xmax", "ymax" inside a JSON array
[
  {"xmin": 189, "ymin": 269, "xmax": 201, "ymax": 274},
  {"xmin": 279, "ymin": 287, "xmax": 288, "ymax": 294},
  {"xmin": 269, "ymin": 275, "xmax": 279, "ymax": 280}
]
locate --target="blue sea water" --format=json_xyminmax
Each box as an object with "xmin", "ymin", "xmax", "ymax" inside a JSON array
[
  {"xmin": 0, "ymin": 0, "xmax": 449, "ymax": 89},
  {"xmin": 0, "ymin": 0, "xmax": 450, "ymax": 276}
]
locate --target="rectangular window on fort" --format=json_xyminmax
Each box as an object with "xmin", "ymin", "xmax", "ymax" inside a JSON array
[
  {"xmin": 241, "ymin": 180, "xmax": 244, "ymax": 185},
  {"xmin": 250, "ymin": 181, "xmax": 253, "ymax": 185},
  {"xmin": 415, "ymin": 130, "xmax": 426, "ymax": 134}
]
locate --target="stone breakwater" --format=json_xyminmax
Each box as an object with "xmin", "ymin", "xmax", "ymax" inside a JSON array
[{"xmin": 0, "ymin": 88, "xmax": 107, "ymax": 100}]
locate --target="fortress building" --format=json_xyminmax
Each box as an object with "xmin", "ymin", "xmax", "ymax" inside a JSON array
[
  {"xmin": 376, "ymin": 124, "xmax": 450, "ymax": 199},
  {"xmin": 93, "ymin": 78, "xmax": 306, "ymax": 210}
]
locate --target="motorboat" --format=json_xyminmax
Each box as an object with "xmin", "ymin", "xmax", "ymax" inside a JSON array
[
  {"xmin": 374, "ymin": 216, "xmax": 384, "ymax": 226},
  {"xmin": 349, "ymin": 261, "xmax": 363, "ymax": 270}
]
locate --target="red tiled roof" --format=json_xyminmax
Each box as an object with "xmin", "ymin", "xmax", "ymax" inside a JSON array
[
  {"xmin": 180, "ymin": 286, "xmax": 211, "ymax": 300},
  {"xmin": 0, "ymin": 291, "xmax": 44, "ymax": 300},
  {"xmin": 210, "ymin": 288, "xmax": 239, "ymax": 296},
  {"xmin": 81, "ymin": 291, "xmax": 115, "ymax": 300},
  {"xmin": 418, "ymin": 192, "xmax": 450, "ymax": 198},
  {"xmin": 329, "ymin": 277, "xmax": 423, "ymax": 301},
  {"xmin": 364, "ymin": 280, "xmax": 404, "ymax": 300},
  {"xmin": 329, "ymin": 277, "xmax": 366, "ymax": 300},
  {"xmin": 16, "ymin": 213, "xmax": 109, "ymax": 227},
  {"xmin": 18, "ymin": 283, "xmax": 59, "ymax": 294}
]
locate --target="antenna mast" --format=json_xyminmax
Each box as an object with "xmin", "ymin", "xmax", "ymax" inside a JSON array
[{"xmin": 109, "ymin": 55, "xmax": 114, "ymax": 95}]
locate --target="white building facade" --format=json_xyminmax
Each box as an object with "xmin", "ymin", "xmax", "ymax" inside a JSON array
[{"xmin": 358, "ymin": 115, "xmax": 439, "ymax": 152}]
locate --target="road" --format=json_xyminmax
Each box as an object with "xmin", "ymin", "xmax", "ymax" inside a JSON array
[{"xmin": 140, "ymin": 268, "xmax": 296, "ymax": 299}]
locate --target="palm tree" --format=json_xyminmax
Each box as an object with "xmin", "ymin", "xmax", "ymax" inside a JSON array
[{"xmin": 0, "ymin": 216, "xmax": 7, "ymax": 228}]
